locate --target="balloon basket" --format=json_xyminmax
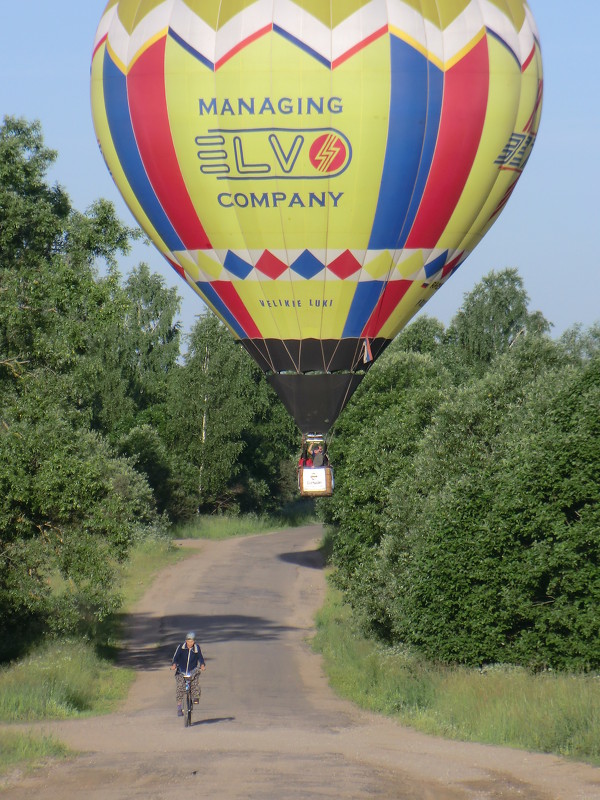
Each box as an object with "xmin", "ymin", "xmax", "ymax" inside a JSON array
[{"xmin": 298, "ymin": 466, "xmax": 334, "ymax": 497}]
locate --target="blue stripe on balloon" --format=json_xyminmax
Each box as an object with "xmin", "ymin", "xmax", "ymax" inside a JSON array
[
  {"xmin": 273, "ymin": 25, "xmax": 331, "ymax": 68},
  {"xmin": 342, "ymin": 282, "xmax": 384, "ymax": 338},
  {"xmin": 485, "ymin": 27, "xmax": 521, "ymax": 69},
  {"xmin": 102, "ymin": 52, "xmax": 185, "ymax": 252},
  {"xmin": 424, "ymin": 251, "xmax": 448, "ymax": 279},
  {"xmin": 368, "ymin": 37, "xmax": 441, "ymax": 249},
  {"xmin": 397, "ymin": 63, "xmax": 444, "ymax": 247},
  {"xmin": 194, "ymin": 282, "xmax": 247, "ymax": 338},
  {"xmin": 169, "ymin": 28, "xmax": 215, "ymax": 70}
]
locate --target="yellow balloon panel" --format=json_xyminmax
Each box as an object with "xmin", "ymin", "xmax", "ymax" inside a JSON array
[
  {"xmin": 164, "ymin": 33, "xmax": 391, "ymax": 254},
  {"xmin": 91, "ymin": 0, "xmax": 542, "ymax": 373}
]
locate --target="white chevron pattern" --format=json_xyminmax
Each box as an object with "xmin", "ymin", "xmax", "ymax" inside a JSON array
[{"xmin": 94, "ymin": 0, "xmax": 539, "ymax": 73}]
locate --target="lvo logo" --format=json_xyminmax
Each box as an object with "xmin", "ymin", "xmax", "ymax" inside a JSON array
[
  {"xmin": 309, "ymin": 134, "xmax": 348, "ymax": 173},
  {"xmin": 196, "ymin": 128, "xmax": 352, "ymax": 180}
]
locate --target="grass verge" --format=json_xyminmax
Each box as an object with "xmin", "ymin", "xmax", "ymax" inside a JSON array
[
  {"xmin": 313, "ymin": 583, "xmax": 600, "ymax": 765},
  {"xmin": 172, "ymin": 503, "xmax": 317, "ymax": 540},
  {"xmin": 0, "ymin": 639, "xmax": 134, "ymax": 723},
  {"xmin": 0, "ymin": 536, "xmax": 190, "ymax": 776},
  {"xmin": 0, "ymin": 731, "xmax": 70, "ymax": 781}
]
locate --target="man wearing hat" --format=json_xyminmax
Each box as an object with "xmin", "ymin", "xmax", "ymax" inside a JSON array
[{"xmin": 170, "ymin": 631, "xmax": 206, "ymax": 716}]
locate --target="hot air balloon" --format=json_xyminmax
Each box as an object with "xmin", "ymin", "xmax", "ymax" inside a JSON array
[{"xmin": 91, "ymin": 0, "xmax": 543, "ymax": 444}]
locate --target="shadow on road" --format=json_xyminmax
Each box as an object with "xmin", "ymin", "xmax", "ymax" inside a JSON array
[
  {"xmin": 277, "ymin": 546, "xmax": 325, "ymax": 570},
  {"xmin": 118, "ymin": 539, "xmax": 325, "ymax": 672},
  {"xmin": 119, "ymin": 613, "xmax": 300, "ymax": 669},
  {"xmin": 192, "ymin": 717, "xmax": 235, "ymax": 726}
]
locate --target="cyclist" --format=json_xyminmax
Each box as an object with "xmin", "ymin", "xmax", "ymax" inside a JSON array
[{"xmin": 170, "ymin": 631, "xmax": 206, "ymax": 716}]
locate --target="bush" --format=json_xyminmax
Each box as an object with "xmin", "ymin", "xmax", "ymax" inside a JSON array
[
  {"xmin": 324, "ymin": 320, "xmax": 600, "ymax": 670},
  {"xmin": 0, "ymin": 640, "xmax": 133, "ymax": 721}
]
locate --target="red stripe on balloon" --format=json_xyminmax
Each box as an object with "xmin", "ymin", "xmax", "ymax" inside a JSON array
[
  {"xmin": 441, "ymin": 252, "xmax": 464, "ymax": 279},
  {"xmin": 405, "ymin": 38, "xmax": 489, "ymax": 249},
  {"xmin": 92, "ymin": 33, "xmax": 108, "ymax": 61},
  {"xmin": 332, "ymin": 25, "xmax": 388, "ymax": 69},
  {"xmin": 215, "ymin": 24, "xmax": 272, "ymax": 69},
  {"xmin": 166, "ymin": 257, "xmax": 186, "ymax": 280},
  {"xmin": 361, "ymin": 280, "xmax": 412, "ymax": 338},
  {"xmin": 127, "ymin": 38, "xmax": 211, "ymax": 250},
  {"xmin": 523, "ymin": 79, "xmax": 543, "ymax": 132},
  {"xmin": 211, "ymin": 282, "xmax": 263, "ymax": 338},
  {"xmin": 521, "ymin": 44, "xmax": 535, "ymax": 72}
]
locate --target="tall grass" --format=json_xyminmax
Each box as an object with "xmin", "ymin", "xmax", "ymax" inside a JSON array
[
  {"xmin": 119, "ymin": 535, "xmax": 190, "ymax": 607},
  {"xmin": 0, "ymin": 640, "xmax": 134, "ymax": 722},
  {"xmin": 425, "ymin": 667, "xmax": 600, "ymax": 759},
  {"xmin": 313, "ymin": 585, "xmax": 600, "ymax": 764},
  {"xmin": 172, "ymin": 503, "xmax": 316, "ymax": 540},
  {"xmin": 0, "ymin": 732, "xmax": 69, "ymax": 778}
]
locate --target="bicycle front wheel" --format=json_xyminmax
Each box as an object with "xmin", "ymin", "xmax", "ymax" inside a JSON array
[{"xmin": 185, "ymin": 690, "xmax": 192, "ymax": 727}]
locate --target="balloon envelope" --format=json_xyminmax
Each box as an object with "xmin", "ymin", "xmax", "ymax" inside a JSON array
[{"xmin": 91, "ymin": 0, "xmax": 543, "ymax": 433}]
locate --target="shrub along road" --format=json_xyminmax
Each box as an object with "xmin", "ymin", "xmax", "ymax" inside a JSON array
[{"xmin": 3, "ymin": 526, "xmax": 600, "ymax": 799}]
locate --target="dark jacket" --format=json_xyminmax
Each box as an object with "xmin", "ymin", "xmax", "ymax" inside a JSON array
[{"xmin": 172, "ymin": 642, "xmax": 205, "ymax": 675}]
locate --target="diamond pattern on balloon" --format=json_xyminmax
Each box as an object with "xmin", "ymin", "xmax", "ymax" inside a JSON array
[
  {"xmin": 290, "ymin": 251, "xmax": 325, "ymax": 279},
  {"xmin": 224, "ymin": 251, "xmax": 254, "ymax": 279},
  {"xmin": 255, "ymin": 251, "xmax": 289, "ymax": 279},
  {"xmin": 327, "ymin": 250, "xmax": 362, "ymax": 279}
]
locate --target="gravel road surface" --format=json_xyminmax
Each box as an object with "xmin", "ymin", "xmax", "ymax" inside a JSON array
[{"xmin": 3, "ymin": 526, "xmax": 600, "ymax": 799}]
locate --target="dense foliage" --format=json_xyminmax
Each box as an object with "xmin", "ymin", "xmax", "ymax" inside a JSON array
[
  {"xmin": 3, "ymin": 116, "xmax": 598, "ymax": 675},
  {"xmin": 0, "ymin": 117, "xmax": 298, "ymax": 659},
  {"xmin": 321, "ymin": 276, "xmax": 600, "ymax": 671}
]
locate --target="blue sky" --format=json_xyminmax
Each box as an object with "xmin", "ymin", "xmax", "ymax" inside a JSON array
[{"xmin": 1, "ymin": 1, "xmax": 597, "ymax": 338}]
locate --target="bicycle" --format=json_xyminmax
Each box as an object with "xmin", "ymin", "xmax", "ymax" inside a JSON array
[{"xmin": 180, "ymin": 672, "xmax": 196, "ymax": 727}]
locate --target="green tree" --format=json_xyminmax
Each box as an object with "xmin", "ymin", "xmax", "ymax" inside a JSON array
[
  {"xmin": 165, "ymin": 313, "xmax": 298, "ymax": 516},
  {"xmin": 445, "ymin": 268, "xmax": 551, "ymax": 375},
  {"xmin": 0, "ymin": 117, "xmax": 141, "ymax": 439},
  {"xmin": 117, "ymin": 423, "xmax": 173, "ymax": 516},
  {"xmin": 123, "ymin": 263, "xmax": 181, "ymax": 410},
  {"xmin": 322, "ymin": 268, "xmax": 600, "ymax": 669},
  {"xmin": 393, "ymin": 315, "xmax": 445, "ymax": 355},
  {"xmin": 109, "ymin": 264, "xmax": 184, "ymax": 514},
  {"xmin": 167, "ymin": 314, "xmax": 256, "ymax": 511},
  {"xmin": 235, "ymin": 378, "xmax": 298, "ymax": 513},
  {"xmin": 0, "ymin": 368, "xmax": 164, "ymax": 660},
  {"xmin": 0, "ymin": 117, "xmax": 163, "ymax": 657},
  {"xmin": 0, "ymin": 116, "xmax": 69, "ymax": 266}
]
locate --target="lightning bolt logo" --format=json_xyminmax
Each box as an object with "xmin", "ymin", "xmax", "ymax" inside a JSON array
[{"xmin": 309, "ymin": 133, "xmax": 347, "ymax": 174}]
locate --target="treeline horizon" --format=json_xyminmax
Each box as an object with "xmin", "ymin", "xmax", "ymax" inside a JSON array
[{"xmin": 1, "ymin": 116, "xmax": 598, "ymax": 672}]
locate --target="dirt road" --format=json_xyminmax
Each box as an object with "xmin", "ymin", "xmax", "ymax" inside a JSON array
[{"xmin": 3, "ymin": 526, "xmax": 600, "ymax": 799}]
